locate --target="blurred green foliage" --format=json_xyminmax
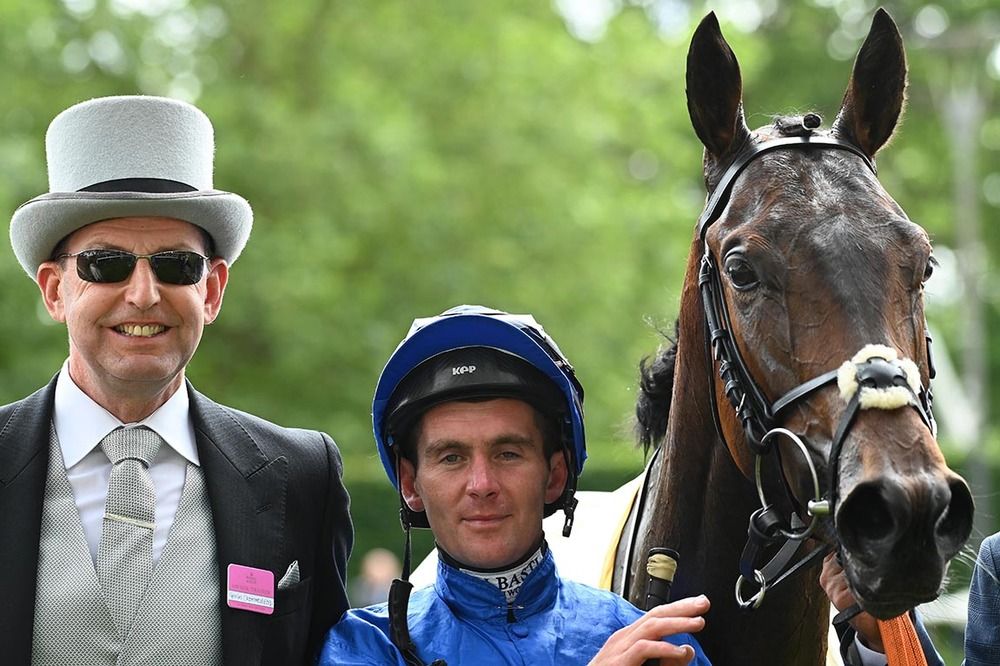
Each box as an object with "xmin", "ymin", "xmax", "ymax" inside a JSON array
[{"xmin": 2, "ymin": 3, "xmax": 999, "ymax": 646}]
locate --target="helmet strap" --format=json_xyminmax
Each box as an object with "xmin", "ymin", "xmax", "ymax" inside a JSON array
[
  {"xmin": 388, "ymin": 448, "xmax": 439, "ymax": 665},
  {"xmin": 389, "ymin": 570, "xmax": 442, "ymax": 666},
  {"xmin": 394, "ymin": 448, "xmax": 416, "ymax": 578},
  {"xmin": 561, "ymin": 490, "xmax": 578, "ymax": 537},
  {"xmin": 402, "ymin": 518, "xmax": 413, "ymax": 579},
  {"xmin": 389, "ymin": 482, "xmax": 447, "ymax": 664},
  {"xmin": 558, "ymin": 430, "xmax": 579, "ymax": 537}
]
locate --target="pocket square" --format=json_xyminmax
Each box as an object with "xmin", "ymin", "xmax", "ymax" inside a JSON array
[{"xmin": 277, "ymin": 560, "xmax": 300, "ymax": 590}]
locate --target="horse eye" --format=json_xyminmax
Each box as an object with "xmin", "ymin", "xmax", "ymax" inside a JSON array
[
  {"xmin": 724, "ymin": 254, "xmax": 759, "ymax": 290},
  {"xmin": 922, "ymin": 257, "xmax": 937, "ymax": 283}
]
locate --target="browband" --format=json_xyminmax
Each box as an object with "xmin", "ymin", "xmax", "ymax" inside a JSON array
[{"xmin": 697, "ymin": 135, "xmax": 876, "ymax": 241}]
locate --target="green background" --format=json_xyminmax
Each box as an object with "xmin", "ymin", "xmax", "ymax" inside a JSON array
[{"xmin": 2, "ymin": 1, "xmax": 998, "ymax": 661}]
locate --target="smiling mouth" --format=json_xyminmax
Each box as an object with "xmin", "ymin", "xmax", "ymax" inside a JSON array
[
  {"xmin": 465, "ymin": 515, "xmax": 507, "ymax": 523},
  {"xmin": 115, "ymin": 324, "xmax": 167, "ymax": 337}
]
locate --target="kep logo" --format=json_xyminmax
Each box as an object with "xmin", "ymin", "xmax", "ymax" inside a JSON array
[{"xmin": 452, "ymin": 365, "xmax": 476, "ymax": 376}]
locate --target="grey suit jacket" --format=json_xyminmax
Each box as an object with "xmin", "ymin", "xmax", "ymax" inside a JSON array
[{"xmin": 0, "ymin": 375, "xmax": 353, "ymax": 666}]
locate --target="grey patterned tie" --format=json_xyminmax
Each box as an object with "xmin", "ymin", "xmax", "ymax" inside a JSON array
[{"xmin": 97, "ymin": 426, "xmax": 163, "ymax": 637}]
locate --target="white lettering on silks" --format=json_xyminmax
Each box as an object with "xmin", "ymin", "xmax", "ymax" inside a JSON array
[{"xmin": 462, "ymin": 547, "xmax": 545, "ymax": 604}]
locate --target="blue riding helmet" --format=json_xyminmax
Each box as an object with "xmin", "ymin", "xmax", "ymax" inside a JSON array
[{"xmin": 373, "ymin": 304, "xmax": 586, "ymax": 533}]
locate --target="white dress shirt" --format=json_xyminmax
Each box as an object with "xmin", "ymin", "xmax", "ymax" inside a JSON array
[
  {"xmin": 53, "ymin": 362, "xmax": 201, "ymax": 564},
  {"xmin": 855, "ymin": 639, "xmax": 888, "ymax": 666}
]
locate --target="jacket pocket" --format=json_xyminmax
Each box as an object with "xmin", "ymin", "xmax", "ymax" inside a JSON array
[{"xmin": 272, "ymin": 575, "xmax": 313, "ymax": 617}]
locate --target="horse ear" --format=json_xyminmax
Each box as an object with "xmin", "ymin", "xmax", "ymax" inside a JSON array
[
  {"xmin": 686, "ymin": 12, "xmax": 750, "ymax": 160},
  {"xmin": 833, "ymin": 8, "xmax": 907, "ymax": 157}
]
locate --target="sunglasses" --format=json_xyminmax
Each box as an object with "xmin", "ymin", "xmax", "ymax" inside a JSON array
[{"xmin": 58, "ymin": 249, "xmax": 210, "ymax": 285}]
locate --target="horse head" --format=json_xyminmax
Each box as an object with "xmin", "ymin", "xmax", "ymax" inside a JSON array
[{"xmin": 684, "ymin": 10, "xmax": 973, "ymax": 620}]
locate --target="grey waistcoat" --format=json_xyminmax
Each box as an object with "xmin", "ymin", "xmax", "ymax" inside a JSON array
[{"xmin": 32, "ymin": 428, "xmax": 222, "ymax": 666}]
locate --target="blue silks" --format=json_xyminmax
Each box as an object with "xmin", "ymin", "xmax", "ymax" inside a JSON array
[{"xmin": 319, "ymin": 548, "xmax": 709, "ymax": 665}]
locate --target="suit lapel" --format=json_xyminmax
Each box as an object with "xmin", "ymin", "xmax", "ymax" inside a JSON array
[
  {"xmin": 189, "ymin": 385, "xmax": 288, "ymax": 666},
  {"xmin": 0, "ymin": 378, "xmax": 57, "ymax": 663}
]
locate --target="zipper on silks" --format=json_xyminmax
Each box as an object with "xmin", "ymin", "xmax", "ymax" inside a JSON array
[{"xmin": 506, "ymin": 601, "xmax": 517, "ymax": 623}]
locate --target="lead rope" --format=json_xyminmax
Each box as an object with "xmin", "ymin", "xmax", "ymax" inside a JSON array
[
  {"xmin": 832, "ymin": 604, "xmax": 928, "ymax": 666},
  {"xmin": 878, "ymin": 614, "xmax": 929, "ymax": 666}
]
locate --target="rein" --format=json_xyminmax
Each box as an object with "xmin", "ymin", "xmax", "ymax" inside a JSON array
[{"xmin": 694, "ymin": 120, "xmax": 938, "ymax": 610}]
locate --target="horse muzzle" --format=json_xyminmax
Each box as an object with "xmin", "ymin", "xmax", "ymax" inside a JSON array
[{"xmin": 833, "ymin": 423, "xmax": 973, "ymax": 619}]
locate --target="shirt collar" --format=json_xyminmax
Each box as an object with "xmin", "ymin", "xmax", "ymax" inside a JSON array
[{"xmin": 53, "ymin": 361, "xmax": 200, "ymax": 469}]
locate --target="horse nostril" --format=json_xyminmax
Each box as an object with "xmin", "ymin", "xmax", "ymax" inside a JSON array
[
  {"xmin": 935, "ymin": 479, "xmax": 974, "ymax": 559},
  {"xmin": 837, "ymin": 481, "xmax": 908, "ymax": 560},
  {"xmin": 839, "ymin": 477, "xmax": 974, "ymax": 565}
]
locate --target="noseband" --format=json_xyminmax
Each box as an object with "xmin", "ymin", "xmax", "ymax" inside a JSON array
[{"xmin": 694, "ymin": 120, "xmax": 937, "ymax": 609}]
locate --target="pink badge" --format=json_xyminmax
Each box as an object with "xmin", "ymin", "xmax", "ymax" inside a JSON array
[{"xmin": 226, "ymin": 563, "xmax": 275, "ymax": 615}]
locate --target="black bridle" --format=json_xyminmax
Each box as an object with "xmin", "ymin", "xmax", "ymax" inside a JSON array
[{"xmin": 694, "ymin": 120, "xmax": 938, "ymax": 609}]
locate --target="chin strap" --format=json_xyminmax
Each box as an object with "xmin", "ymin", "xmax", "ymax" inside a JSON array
[
  {"xmin": 388, "ymin": 450, "xmax": 447, "ymax": 666},
  {"xmin": 561, "ymin": 492, "xmax": 578, "ymax": 537},
  {"xmin": 387, "ymin": 577, "xmax": 419, "ymax": 666},
  {"xmin": 387, "ymin": 526, "xmax": 447, "ymax": 666}
]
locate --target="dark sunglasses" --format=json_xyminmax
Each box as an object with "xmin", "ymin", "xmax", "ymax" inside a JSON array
[{"xmin": 58, "ymin": 249, "xmax": 210, "ymax": 285}]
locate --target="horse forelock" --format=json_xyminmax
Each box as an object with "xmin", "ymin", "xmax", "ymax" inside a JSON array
[
  {"xmin": 703, "ymin": 115, "xmax": 845, "ymax": 192},
  {"xmin": 771, "ymin": 114, "xmax": 825, "ymax": 138}
]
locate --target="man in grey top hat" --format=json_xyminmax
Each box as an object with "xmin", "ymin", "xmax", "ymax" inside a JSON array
[{"xmin": 1, "ymin": 95, "xmax": 353, "ymax": 666}]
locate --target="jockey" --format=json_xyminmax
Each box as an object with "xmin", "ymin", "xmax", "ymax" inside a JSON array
[{"xmin": 319, "ymin": 305, "xmax": 711, "ymax": 665}]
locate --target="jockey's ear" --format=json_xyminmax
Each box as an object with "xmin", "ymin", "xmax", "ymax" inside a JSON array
[
  {"xmin": 545, "ymin": 450, "xmax": 569, "ymax": 505},
  {"xmin": 399, "ymin": 457, "xmax": 425, "ymax": 513}
]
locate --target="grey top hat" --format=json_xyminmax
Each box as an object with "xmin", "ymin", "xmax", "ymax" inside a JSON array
[{"xmin": 9, "ymin": 95, "xmax": 253, "ymax": 280}]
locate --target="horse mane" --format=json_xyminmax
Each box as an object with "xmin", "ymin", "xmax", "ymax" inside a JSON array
[{"xmin": 635, "ymin": 318, "xmax": 679, "ymax": 452}]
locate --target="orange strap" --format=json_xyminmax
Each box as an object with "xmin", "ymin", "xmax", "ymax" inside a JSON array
[{"xmin": 877, "ymin": 613, "xmax": 927, "ymax": 666}]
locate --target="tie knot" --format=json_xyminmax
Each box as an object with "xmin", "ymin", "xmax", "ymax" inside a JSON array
[{"xmin": 100, "ymin": 426, "xmax": 163, "ymax": 467}]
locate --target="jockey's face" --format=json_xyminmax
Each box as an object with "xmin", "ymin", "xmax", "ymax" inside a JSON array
[{"xmin": 399, "ymin": 398, "xmax": 567, "ymax": 569}]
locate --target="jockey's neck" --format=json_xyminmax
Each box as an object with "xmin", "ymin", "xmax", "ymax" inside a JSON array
[{"xmin": 439, "ymin": 534, "xmax": 547, "ymax": 603}]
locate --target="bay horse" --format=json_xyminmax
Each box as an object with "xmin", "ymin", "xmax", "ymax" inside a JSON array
[{"xmin": 613, "ymin": 10, "xmax": 973, "ymax": 665}]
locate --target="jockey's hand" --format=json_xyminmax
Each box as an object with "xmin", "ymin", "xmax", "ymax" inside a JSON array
[
  {"xmin": 820, "ymin": 553, "xmax": 884, "ymax": 653},
  {"xmin": 587, "ymin": 595, "xmax": 709, "ymax": 666}
]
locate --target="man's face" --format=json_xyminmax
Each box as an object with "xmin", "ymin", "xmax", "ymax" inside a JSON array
[
  {"xmin": 36, "ymin": 216, "xmax": 228, "ymax": 412},
  {"xmin": 399, "ymin": 398, "xmax": 567, "ymax": 569}
]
